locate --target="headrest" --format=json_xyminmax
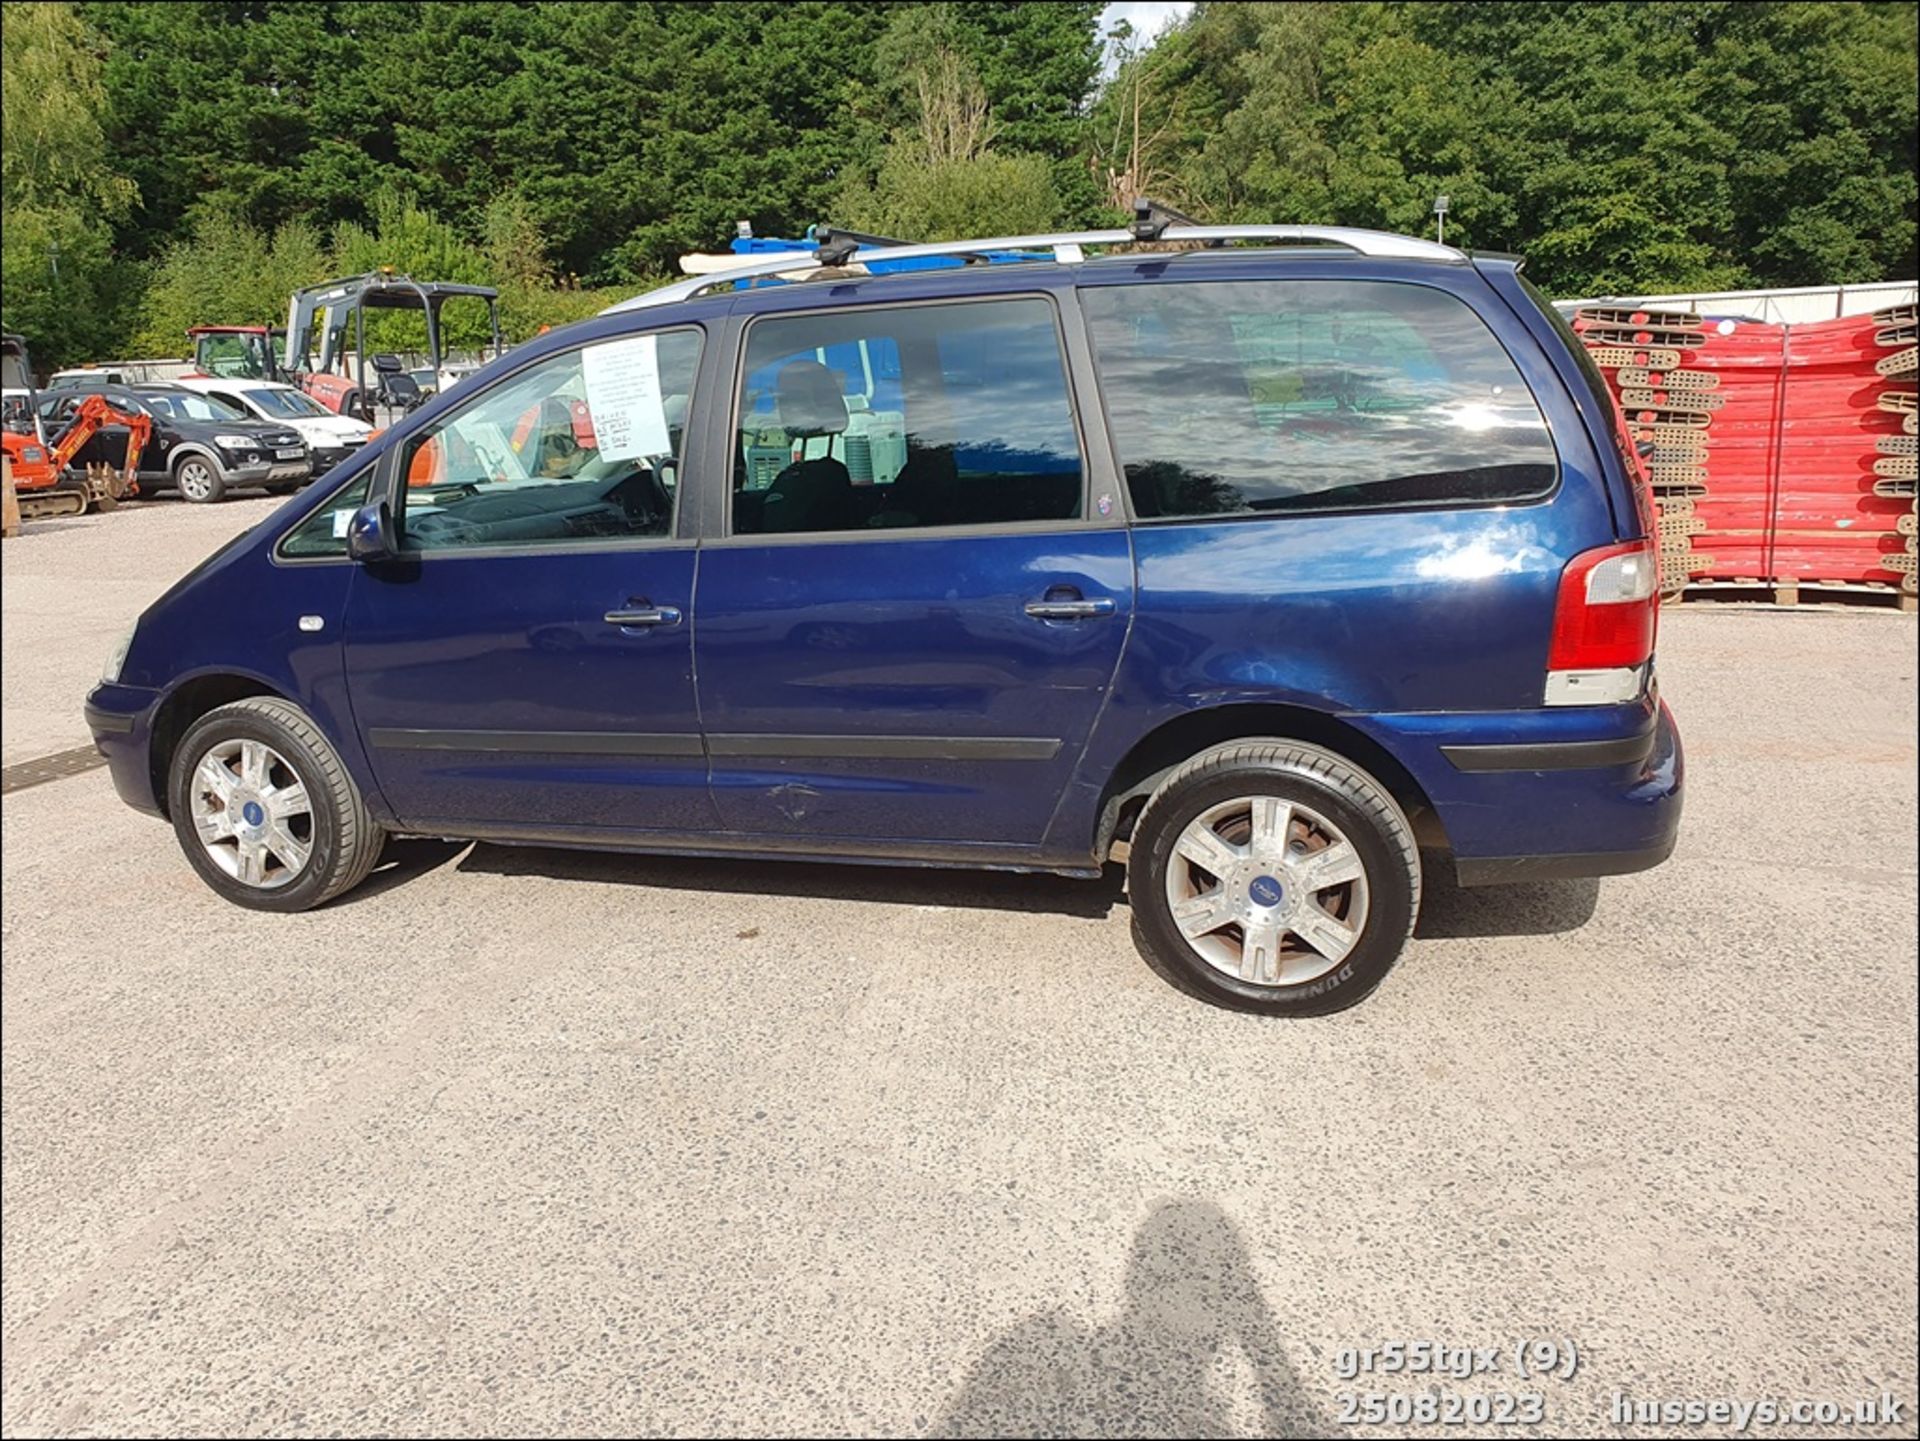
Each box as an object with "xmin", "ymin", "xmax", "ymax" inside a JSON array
[{"xmin": 776, "ymin": 360, "xmax": 847, "ymax": 437}]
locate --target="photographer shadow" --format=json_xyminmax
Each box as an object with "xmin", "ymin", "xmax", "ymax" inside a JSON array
[{"xmin": 937, "ymin": 1199, "xmax": 1326, "ymax": 1437}]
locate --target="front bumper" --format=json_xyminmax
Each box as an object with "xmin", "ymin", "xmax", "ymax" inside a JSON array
[
  {"xmin": 1354, "ymin": 696, "xmax": 1684, "ymax": 887},
  {"xmin": 221, "ymin": 454, "xmax": 312, "ymax": 485},
  {"xmin": 84, "ymin": 682, "xmax": 164, "ymax": 816}
]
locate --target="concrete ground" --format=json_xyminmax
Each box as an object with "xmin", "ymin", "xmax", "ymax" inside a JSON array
[
  {"xmin": 3, "ymin": 501, "xmax": 1915, "ymax": 1438},
  {"xmin": 1, "ymin": 496, "xmax": 284, "ymax": 765}
]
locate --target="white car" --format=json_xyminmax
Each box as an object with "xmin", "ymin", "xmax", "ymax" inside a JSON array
[
  {"xmin": 173, "ymin": 377, "xmax": 373, "ymax": 475},
  {"xmin": 435, "ymin": 361, "xmax": 481, "ymax": 393},
  {"xmin": 49, "ymin": 367, "xmax": 136, "ymax": 388},
  {"xmin": 3, "ymin": 386, "xmax": 38, "ymax": 432}
]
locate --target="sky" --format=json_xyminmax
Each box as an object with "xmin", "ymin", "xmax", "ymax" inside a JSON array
[{"xmin": 1097, "ymin": 1, "xmax": 1195, "ymax": 77}]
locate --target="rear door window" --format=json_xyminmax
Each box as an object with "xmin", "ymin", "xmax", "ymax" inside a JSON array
[
  {"xmin": 1082, "ymin": 279, "xmax": 1557, "ymax": 519},
  {"xmin": 730, "ymin": 297, "xmax": 1084, "ymax": 536}
]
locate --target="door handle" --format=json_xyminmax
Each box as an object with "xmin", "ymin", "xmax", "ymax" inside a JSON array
[
  {"xmin": 1024, "ymin": 596, "xmax": 1115, "ymax": 621},
  {"xmin": 604, "ymin": 605, "xmax": 682, "ymax": 628}
]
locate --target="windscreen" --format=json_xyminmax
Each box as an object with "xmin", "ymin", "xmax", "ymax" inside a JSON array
[{"xmin": 248, "ymin": 387, "xmax": 330, "ymax": 419}]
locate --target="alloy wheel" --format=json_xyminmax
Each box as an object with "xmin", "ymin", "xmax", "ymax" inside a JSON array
[
  {"xmin": 1162, "ymin": 794, "xmax": 1371, "ymax": 987},
  {"xmin": 187, "ymin": 738, "xmax": 313, "ymax": 889}
]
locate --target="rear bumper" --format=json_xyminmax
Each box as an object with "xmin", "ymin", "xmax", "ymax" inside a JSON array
[
  {"xmin": 84, "ymin": 682, "xmax": 163, "ymax": 817},
  {"xmin": 1354, "ymin": 694, "xmax": 1684, "ymax": 886},
  {"xmin": 1452, "ymin": 834, "xmax": 1677, "ymax": 886}
]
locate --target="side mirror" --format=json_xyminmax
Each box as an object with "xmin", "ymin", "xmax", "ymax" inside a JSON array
[{"xmin": 345, "ymin": 501, "xmax": 398, "ymax": 564}]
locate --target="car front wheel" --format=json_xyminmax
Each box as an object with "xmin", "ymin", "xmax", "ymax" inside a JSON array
[
  {"xmin": 1127, "ymin": 740, "xmax": 1420, "ymax": 1016},
  {"xmin": 172, "ymin": 453, "xmax": 226, "ymax": 503},
  {"xmin": 167, "ymin": 697, "xmax": 383, "ymax": 912}
]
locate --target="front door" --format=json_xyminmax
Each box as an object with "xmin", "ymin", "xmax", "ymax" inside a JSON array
[
  {"xmin": 694, "ymin": 293, "xmax": 1132, "ymax": 849},
  {"xmin": 343, "ymin": 327, "xmax": 719, "ymax": 836}
]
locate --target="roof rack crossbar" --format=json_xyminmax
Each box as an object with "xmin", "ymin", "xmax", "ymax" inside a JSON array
[
  {"xmin": 811, "ymin": 224, "xmax": 913, "ymax": 250},
  {"xmin": 812, "ymin": 227, "xmax": 862, "ymax": 268},
  {"xmin": 1129, "ymin": 196, "xmax": 1205, "ymax": 242},
  {"xmin": 606, "ymin": 224, "xmax": 1466, "ymax": 315}
]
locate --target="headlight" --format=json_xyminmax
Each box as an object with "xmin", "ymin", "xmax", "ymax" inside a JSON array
[
  {"xmin": 101, "ymin": 625, "xmax": 136, "ymax": 684},
  {"xmin": 215, "ymin": 433, "xmax": 256, "ymax": 450}
]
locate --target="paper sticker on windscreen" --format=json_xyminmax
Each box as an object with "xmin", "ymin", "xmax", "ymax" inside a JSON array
[{"xmin": 582, "ymin": 335, "xmax": 671, "ymax": 461}]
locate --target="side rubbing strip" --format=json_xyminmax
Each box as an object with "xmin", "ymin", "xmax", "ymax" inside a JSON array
[
  {"xmin": 368, "ymin": 729, "xmax": 705, "ymax": 757},
  {"xmin": 1441, "ymin": 732, "xmax": 1655, "ymax": 773},
  {"xmin": 705, "ymin": 734, "xmax": 1061, "ymax": 761},
  {"xmin": 366, "ymin": 730, "xmax": 1063, "ymax": 762}
]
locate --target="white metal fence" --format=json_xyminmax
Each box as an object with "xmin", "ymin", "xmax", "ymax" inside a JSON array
[
  {"xmin": 1555, "ymin": 279, "xmax": 1917, "ymax": 325},
  {"xmin": 57, "ymin": 348, "xmax": 502, "ymax": 387}
]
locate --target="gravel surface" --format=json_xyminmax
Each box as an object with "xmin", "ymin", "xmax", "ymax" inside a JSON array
[
  {"xmin": 3, "ymin": 500, "xmax": 1915, "ymax": 1437},
  {"xmin": 2, "ymin": 496, "xmax": 284, "ymax": 765}
]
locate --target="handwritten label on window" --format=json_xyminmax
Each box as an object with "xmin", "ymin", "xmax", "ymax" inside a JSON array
[{"xmin": 581, "ymin": 335, "xmax": 671, "ymax": 461}]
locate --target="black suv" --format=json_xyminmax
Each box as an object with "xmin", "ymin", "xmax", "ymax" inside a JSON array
[{"xmin": 41, "ymin": 382, "xmax": 312, "ymax": 503}]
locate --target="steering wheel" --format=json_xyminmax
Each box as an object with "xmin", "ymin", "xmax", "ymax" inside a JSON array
[{"xmin": 607, "ymin": 464, "xmax": 671, "ymax": 526}]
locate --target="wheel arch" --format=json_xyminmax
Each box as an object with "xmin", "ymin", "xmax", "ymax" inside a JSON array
[
  {"xmin": 147, "ymin": 671, "xmax": 288, "ymax": 817},
  {"xmin": 167, "ymin": 442, "xmax": 224, "ymax": 475},
  {"xmin": 1091, "ymin": 702, "xmax": 1449, "ymax": 860}
]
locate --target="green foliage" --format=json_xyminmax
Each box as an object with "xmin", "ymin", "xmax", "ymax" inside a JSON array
[
  {"xmin": 842, "ymin": 149, "xmax": 1061, "ymax": 243},
  {"xmin": 1100, "ymin": 1, "xmax": 1917, "ymax": 295},
  {"xmin": 3, "ymin": 1, "xmax": 136, "ymax": 216},
  {"xmin": 134, "ymin": 184, "xmax": 662, "ymax": 357},
  {"xmin": 132, "ymin": 213, "xmax": 327, "ymax": 353},
  {"xmin": 2, "ymin": 1, "xmax": 141, "ymax": 366},
  {"xmin": 837, "ymin": 6, "xmax": 1062, "ymax": 240},
  {"xmin": 6, "ymin": 0, "xmax": 1913, "ymax": 369},
  {"xmin": 1, "ymin": 206, "xmax": 141, "ymax": 369}
]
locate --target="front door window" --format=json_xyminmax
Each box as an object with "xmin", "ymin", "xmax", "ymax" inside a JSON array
[{"xmin": 396, "ymin": 330, "xmax": 702, "ymax": 550}]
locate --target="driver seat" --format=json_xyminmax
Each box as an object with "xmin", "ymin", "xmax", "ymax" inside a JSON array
[
  {"xmin": 760, "ymin": 361, "xmax": 851, "ymax": 533},
  {"xmin": 371, "ymin": 353, "xmax": 424, "ymax": 414}
]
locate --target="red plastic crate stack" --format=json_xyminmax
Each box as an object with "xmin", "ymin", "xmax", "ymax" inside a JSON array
[
  {"xmin": 1571, "ymin": 302, "xmax": 1918, "ymax": 598},
  {"xmin": 1570, "ymin": 306, "xmax": 1744, "ymax": 591},
  {"xmin": 1770, "ymin": 305, "xmax": 1915, "ymax": 593},
  {"xmin": 1862, "ymin": 304, "xmax": 1916, "ymax": 595}
]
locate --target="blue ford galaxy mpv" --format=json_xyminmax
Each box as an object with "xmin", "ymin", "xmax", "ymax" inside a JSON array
[{"xmin": 84, "ymin": 217, "xmax": 1682, "ymax": 1015}]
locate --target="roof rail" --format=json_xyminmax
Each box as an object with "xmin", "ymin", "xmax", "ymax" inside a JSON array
[{"xmin": 603, "ymin": 224, "xmax": 1466, "ymax": 315}]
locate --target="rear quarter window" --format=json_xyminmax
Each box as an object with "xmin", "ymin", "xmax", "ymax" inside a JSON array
[{"xmin": 1083, "ymin": 279, "xmax": 1557, "ymax": 519}]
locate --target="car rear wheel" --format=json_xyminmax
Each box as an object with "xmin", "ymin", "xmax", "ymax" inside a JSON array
[
  {"xmin": 168, "ymin": 697, "xmax": 383, "ymax": 912},
  {"xmin": 173, "ymin": 453, "xmax": 226, "ymax": 503},
  {"xmin": 1127, "ymin": 740, "xmax": 1420, "ymax": 1016}
]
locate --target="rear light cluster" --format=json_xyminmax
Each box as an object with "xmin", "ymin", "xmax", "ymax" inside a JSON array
[{"xmin": 1546, "ymin": 540, "xmax": 1659, "ymax": 705}]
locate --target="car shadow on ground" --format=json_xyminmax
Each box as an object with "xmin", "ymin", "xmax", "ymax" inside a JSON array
[
  {"xmin": 452, "ymin": 842, "xmax": 1132, "ymax": 919},
  {"xmin": 1414, "ymin": 861, "xmax": 1601, "ymax": 939},
  {"xmin": 339, "ymin": 837, "xmax": 1603, "ymax": 938},
  {"xmin": 343, "ymin": 836, "xmax": 475, "ymax": 902},
  {"xmin": 935, "ymin": 1198, "xmax": 1327, "ymax": 1437}
]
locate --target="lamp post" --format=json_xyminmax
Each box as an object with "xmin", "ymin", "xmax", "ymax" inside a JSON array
[{"xmin": 1434, "ymin": 195, "xmax": 1449, "ymax": 245}]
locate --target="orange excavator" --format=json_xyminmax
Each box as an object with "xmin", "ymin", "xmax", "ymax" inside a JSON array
[{"xmin": 2, "ymin": 333, "xmax": 151, "ymax": 520}]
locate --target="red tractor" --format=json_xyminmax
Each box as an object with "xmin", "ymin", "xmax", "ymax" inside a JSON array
[
  {"xmin": 2, "ymin": 332, "xmax": 149, "ymax": 520},
  {"xmin": 185, "ymin": 324, "xmax": 287, "ymax": 383}
]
